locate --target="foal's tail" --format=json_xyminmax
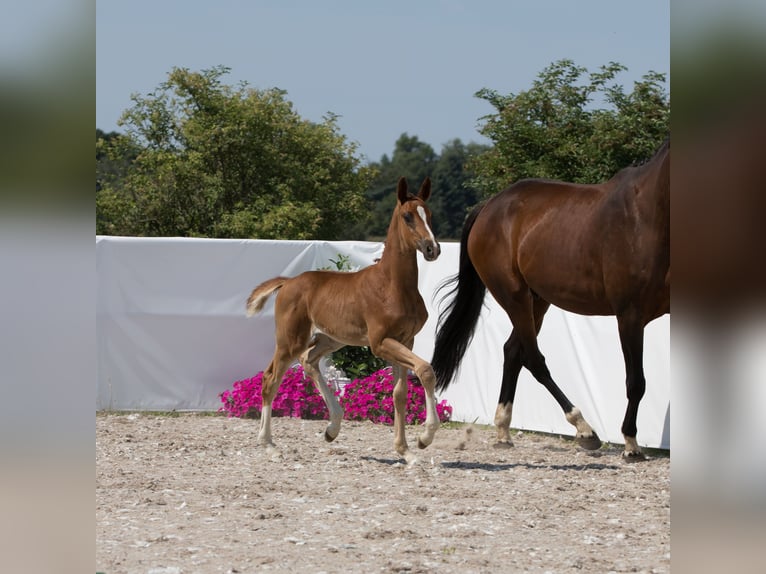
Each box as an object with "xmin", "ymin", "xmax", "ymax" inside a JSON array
[
  {"xmin": 246, "ymin": 277, "xmax": 289, "ymax": 317},
  {"xmin": 432, "ymin": 204, "xmax": 487, "ymax": 393}
]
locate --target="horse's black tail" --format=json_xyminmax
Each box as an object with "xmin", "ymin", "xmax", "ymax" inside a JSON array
[{"xmin": 432, "ymin": 203, "xmax": 487, "ymax": 393}]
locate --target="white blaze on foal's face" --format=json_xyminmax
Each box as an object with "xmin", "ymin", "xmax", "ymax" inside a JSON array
[
  {"xmin": 417, "ymin": 205, "xmax": 436, "ymax": 243},
  {"xmin": 412, "ymin": 204, "xmax": 440, "ymax": 261}
]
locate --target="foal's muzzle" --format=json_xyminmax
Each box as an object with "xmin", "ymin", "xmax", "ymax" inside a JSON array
[{"xmin": 419, "ymin": 240, "xmax": 441, "ymax": 261}]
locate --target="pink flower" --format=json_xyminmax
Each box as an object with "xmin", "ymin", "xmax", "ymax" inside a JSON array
[{"xmin": 219, "ymin": 366, "xmax": 452, "ymax": 425}]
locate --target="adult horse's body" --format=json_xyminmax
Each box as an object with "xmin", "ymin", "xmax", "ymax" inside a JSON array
[
  {"xmin": 432, "ymin": 139, "xmax": 669, "ymax": 460},
  {"xmin": 246, "ymin": 177, "xmax": 441, "ymax": 462}
]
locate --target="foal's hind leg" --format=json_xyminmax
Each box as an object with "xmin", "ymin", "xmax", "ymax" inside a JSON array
[
  {"xmin": 495, "ymin": 297, "xmax": 550, "ymax": 447},
  {"xmin": 258, "ymin": 348, "xmax": 297, "ymax": 448},
  {"xmin": 259, "ymin": 307, "xmax": 312, "ymax": 449},
  {"xmin": 493, "ymin": 286, "xmax": 601, "ymax": 450},
  {"xmin": 616, "ymin": 312, "xmax": 648, "ymax": 461},
  {"xmin": 300, "ymin": 333, "xmax": 345, "ymax": 442}
]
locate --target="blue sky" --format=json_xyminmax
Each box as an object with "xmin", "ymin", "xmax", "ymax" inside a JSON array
[{"xmin": 97, "ymin": 0, "xmax": 669, "ymax": 163}]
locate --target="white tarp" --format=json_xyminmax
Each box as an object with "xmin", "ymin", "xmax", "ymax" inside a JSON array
[{"xmin": 96, "ymin": 236, "xmax": 670, "ymax": 448}]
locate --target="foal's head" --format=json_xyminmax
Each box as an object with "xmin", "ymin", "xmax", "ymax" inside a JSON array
[{"xmin": 392, "ymin": 177, "xmax": 441, "ymax": 261}]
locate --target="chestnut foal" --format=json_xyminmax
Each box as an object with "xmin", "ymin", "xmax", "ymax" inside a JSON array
[{"xmin": 246, "ymin": 177, "xmax": 441, "ymax": 462}]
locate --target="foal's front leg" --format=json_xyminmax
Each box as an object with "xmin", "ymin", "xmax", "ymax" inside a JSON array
[
  {"xmin": 375, "ymin": 337, "xmax": 440, "ymax": 462},
  {"xmin": 391, "ymin": 364, "xmax": 414, "ymax": 462}
]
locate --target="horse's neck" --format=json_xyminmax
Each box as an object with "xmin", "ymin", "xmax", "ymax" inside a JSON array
[{"xmin": 378, "ymin": 223, "xmax": 420, "ymax": 288}]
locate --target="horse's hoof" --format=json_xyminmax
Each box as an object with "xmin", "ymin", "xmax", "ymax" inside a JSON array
[
  {"xmin": 417, "ymin": 438, "xmax": 428, "ymax": 450},
  {"xmin": 622, "ymin": 450, "xmax": 648, "ymax": 463},
  {"xmin": 324, "ymin": 430, "xmax": 337, "ymax": 443},
  {"xmin": 493, "ymin": 440, "xmax": 514, "ymax": 449},
  {"xmin": 403, "ymin": 451, "xmax": 418, "ymax": 465},
  {"xmin": 263, "ymin": 444, "xmax": 281, "ymax": 460},
  {"xmin": 577, "ymin": 432, "xmax": 602, "ymax": 451}
]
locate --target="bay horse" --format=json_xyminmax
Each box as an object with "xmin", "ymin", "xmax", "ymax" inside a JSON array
[
  {"xmin": 246, "ymin": 177, "xmax": 441, "ymax": 462},
  {"xmin": 432, "ymin": 139, "xmax": 669, "ymax": 460}
]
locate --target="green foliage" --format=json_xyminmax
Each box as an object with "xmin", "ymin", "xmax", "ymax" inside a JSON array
[
  {"xmin": 97, "ymin": 60, "xmax": 669, "ymax": 244},
  {"xmin": 96, "ymin": 66, "xmax": 376, "ymax": 239},
  {"xmin": 331, "ymin": 345, "xmax": 388, "ymax": 379},
  {"xmin": 429, "ymin": 139, "xmax": 486, "ymax": 238},
  {"xmin": 471, "ymin": 59, "xmax": 670, "ymax": 197},
  {"xmin": 327, "ymin": 253, "xmax": 352, "ymax": 271},
  {"xmin": 316, "ymin": 252, "xmax": 354, "ymax": 272}
]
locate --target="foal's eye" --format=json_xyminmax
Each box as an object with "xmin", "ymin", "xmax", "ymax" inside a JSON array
[{"xmin": 403, "ymin": 212, "xmax": 414, "ymax": 224}]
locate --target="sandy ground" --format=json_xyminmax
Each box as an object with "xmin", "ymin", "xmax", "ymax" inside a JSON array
[{"xmin": 96, "ymin": 413, "xmax": 670, "ymax": 573}]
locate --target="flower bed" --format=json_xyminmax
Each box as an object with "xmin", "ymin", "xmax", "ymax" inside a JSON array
[{"xmin": 220, "ymin": 366, "xmax": 452, "ymax": 424}]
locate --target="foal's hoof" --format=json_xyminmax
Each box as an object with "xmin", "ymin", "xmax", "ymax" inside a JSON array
[
  {"xmin": 417, "ymin": 438, "xmax": 428, "ymax": 450},
  {"xmin": 621, "ymin": 450, "xmax": 648, "ymax": 463},
  {"xmin": 576, "ymin": 432, "xmax": 602, "ymax": 451},
  {"xmin": 493, "ymin": 440, "xmax": 514, "ymax": 449},
  {"xmin": 324, "ymin": 430, "xmax": 338, "ymax": 443}
]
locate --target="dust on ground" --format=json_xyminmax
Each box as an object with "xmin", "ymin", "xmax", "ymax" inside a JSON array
[{"xmin": 97, "ymin": 413, "xmax": 670, "ymax": 573}]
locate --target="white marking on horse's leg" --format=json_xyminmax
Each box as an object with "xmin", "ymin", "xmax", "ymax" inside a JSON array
[
  {"xmin": 494, "ymin": 402, "xmax": 514, "ymax": 444},
  {"xmin": 301, "ymin": 337, "xmax": 344, "ymax": 441},
  {"xmin": 392, "ymin": 366, "xmax": 410, "ymax": 459},
  {"xmin": 623, "ymin": 436, "xmax": 645, "ymax": 459},
  {"xmin": 416, "ymin": 206, "xmax": 436, "ymax": 243},
  {"xmin": 565, "ymin": 407, "xmax": 592, "ymax": 435},
  {"xmin": 310, "ymin": 366, "xmax": 344, "ymax": 440},
  {"xmin": 374, "ymin": 340, "xmax": 438, "ymax": 458},
  {"xmin": 415, "ymin": 364, "xmax": 439, "ymax": 449},
  {"xmin": 258, "ymin": 404, "xmax": 274, "ymax": 447},
  {"xmin": 565, "ymin": 407, "xmax": 601, "ymax": 450}
]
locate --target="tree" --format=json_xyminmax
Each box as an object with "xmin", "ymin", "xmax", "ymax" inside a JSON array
[
  {"xmin": 97, "ymin": 66, "xmax": 376, "ymax": 239},
  {"xmin": 96, "ymin": 128, "xmax": 132, "ymax": 192},
  {"xmin": 429, "ymin": 139, "xmax": 485, "ymax": 239},
  {"xmin": 471, "ymin": 59, "xmax": 670, "ymax": 197}
]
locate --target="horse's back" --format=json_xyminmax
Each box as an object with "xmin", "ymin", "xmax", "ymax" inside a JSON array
[
  {"xmin": 469, "ymin": 175, "xmax": 668, "ymax": 319},
  {"xmin": 472, "ymin": 179, "xmax": 609, "ymax": 263}
]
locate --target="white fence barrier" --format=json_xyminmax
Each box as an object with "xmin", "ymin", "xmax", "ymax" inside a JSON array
[{"xmin": 97, "ymin": 236, "xmax": 669, "ymax": 448}]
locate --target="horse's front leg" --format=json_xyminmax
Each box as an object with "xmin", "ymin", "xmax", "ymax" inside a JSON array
[
  {"xmin": 617, "ymin": 314, "xmax": 648, "ymax": 461},
  {"xmin": 415, "ymin": 362, "xmax": 440, "ymax": 451},
  {"xmin": 373, "ymin": 338, "xmax": 440, "ymax": 462},
  {"xmin": 391, "ymin": 364, "xmax": 413, "ymax": 462}
]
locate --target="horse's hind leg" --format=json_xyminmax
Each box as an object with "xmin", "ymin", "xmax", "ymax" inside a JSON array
[
  {"xmin": 259, "ymin": 304, "xmax": 312, "ymax": 449},
  {"xmin": 300, "ymin": 333, "xmax": 345, "ymax": 442},
  {"xmin": 616, "ymin": 312, "xmax": 648, "ymax": 461},
  {"xmin": 495, "ymin": 297, "xmax": 550, "ymax": 447},
  {"xmin": 258, "ymin": 348, "xmax": 296, "ymax": 448},
  {"xmin": 495, "ymin": 331, "xmax": 522, "ymax": 448},
  {"xmin": 494, "ymin": 286, "xmax": 601, "ymax": 450}
]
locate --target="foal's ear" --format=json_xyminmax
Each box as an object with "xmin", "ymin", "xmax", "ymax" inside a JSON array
[
  {"xmin": 397, "ymin": 177, "xmax": 409, "ymax": 204},
  {"xmin": 417, "ymin": 177, "xmax": 432, "ymax": 202}
]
